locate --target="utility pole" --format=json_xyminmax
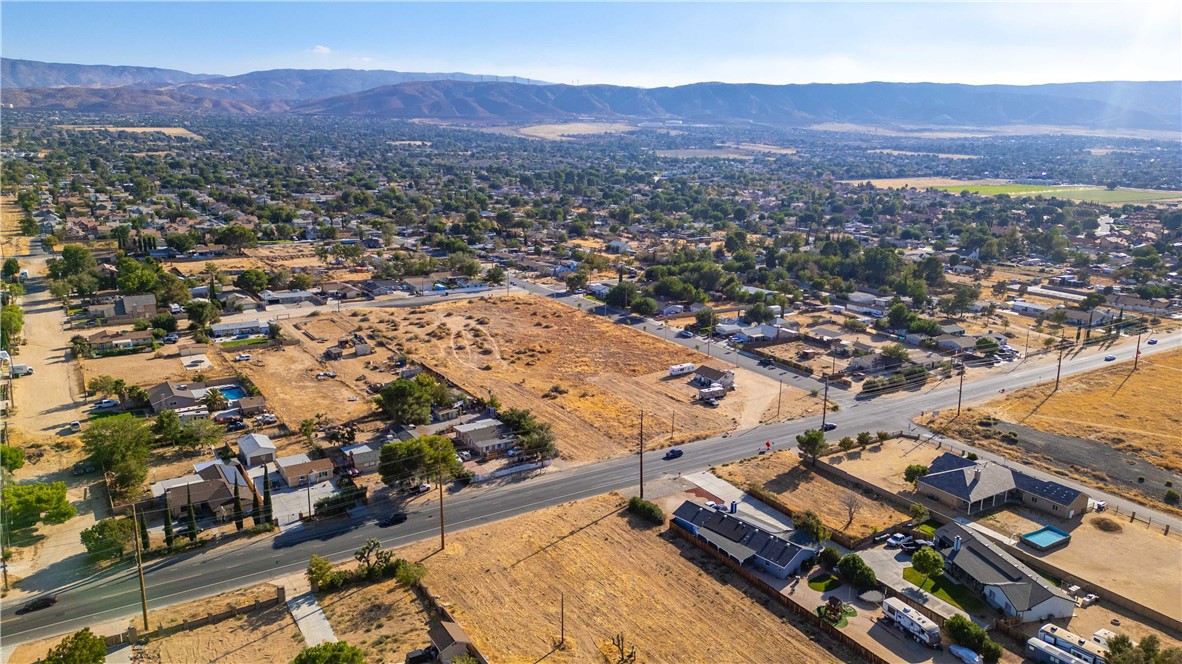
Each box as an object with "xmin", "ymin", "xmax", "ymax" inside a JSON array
[
  {"xmin": 1134, "ymin": 321, "xmax": 1143, "ymax": 370},
  {"xmin": 560, "ymin": 593, "xmax": 565, "ymax": 647},
  {"xmin": 1024, "ymin": 327, "xmax": 1031, "ymax": 357},
  {"xmin": 306, "ymin": 479, "xmax": 312, "ymax": 518},
  {"xmin": 437, "ymin": 458, "xmax": 445, "ymax": 550},
  {"xmin": 132, "ymin": 505, "xmax": 149, "ymax": 631},
  {"xmin": 776, "ymin": 378, "xmax": 783, "ymax": 419},
  {"xmin": 956, "ymin": 363, "xmax": 965, "ymax": 417},
  {"xmin": 820, "ymin": 360, "xmax": 833, "ymax": 430},
  {"xmin": 1054, "ymin": 342, "xmax": 1066, "ymax": 391},
  {"xmin": 638, "ymin": 412, "xmax": 645, "ymax": 500},
  {"xmin": 670, "ymin": 411, "xmax": 675, "ymax": 443}
]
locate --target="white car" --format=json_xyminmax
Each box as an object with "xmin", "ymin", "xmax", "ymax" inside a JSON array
[
  {"xmin": 93, "ymin": 399, "xmax": 119, "ymax": 409},
  {"xmin": 235, "ymin": 354, "xmax": 252, "ymax": 361},
  {"xmin": 949, "ymin": 645, "xmax": 982, "ymax": 664}
]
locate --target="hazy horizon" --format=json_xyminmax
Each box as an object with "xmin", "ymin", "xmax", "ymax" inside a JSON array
[{"xmin": 3, "ymin": 2, "xmax": 1180, "ymax": 88}]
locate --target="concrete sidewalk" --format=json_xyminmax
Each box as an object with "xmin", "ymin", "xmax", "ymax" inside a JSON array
[
  {"xmin": 286, "ymin": 592, "xmax": 337, "ymax": 647},
  {"xmin": 684, "ymin": 471, "xmax": 796, "ymax": 534}
]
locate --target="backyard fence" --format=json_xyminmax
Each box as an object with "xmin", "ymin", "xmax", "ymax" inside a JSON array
[
  {"xmin": 669, "ymin": 521, "xmax": 893, "ymax": 664},
  {"xmin": 414, "ymin": 581, "xmax": 492, "ymax": 664},
  {"xmin": 99, "ymin": 586, "xmax": 287, "ymax": 650}
]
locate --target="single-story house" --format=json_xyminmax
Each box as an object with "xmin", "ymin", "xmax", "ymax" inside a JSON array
[
  {"xmin": 87, "ymin": 329, "xmax": 154, "ymax": 352},
  {"xmin": 319, "ymin": 282, "xmax": 365, "ymax": 300},
  {"xmin": 150, "ymin": 460, "xmax": 255, "ymax": 520},
  {"xmin": 88, "ymin": 293, "xmax": 158, "ymax": 320},
  {"xmin": 237, "ymin": 433, "xmax": 277, "ymax": 467},
  {"xmin": 427, "ymin": 621, "xmax": 475, "ymax": 664},
  {"xmin": 210, "ymin": 320, "xmax": 269, "ymax": 338},
  {"xmin": 917, "ymin": 453, "xmax": 1089, "ymax": 518},
  {"xmin": 1010, "ymin": 300, "xmax": 1051, "ymax": 317},
  {"xmin": 935, "ymin": 523, "xmax": 1075, "ymax": 623},
  {"xmin": 935, "ymin": 335, "xmax": 979, "ymax": 353},
  {"xmin": 276, "ymin": 454, "xmax": 333, "ymax": 487},
  {"xmin": 939, "ymin": 324, "xmax": 966, "ymax": 337},
  {"xmin": 147, "ymin": 381, "xmax": 204, "ymax": 413},
  {"xmin": 692, "ymin": 366, "xmax": 735, "ymax": 389},
  {"xmin": 260, "ymin": 289, "xmax": 315, "ymax": 305},
  {"xmin": 453, "ymin": 418, "xmax": 515, "ymax": 456},
  {"xmin": 339, "ymin": 442, "xmax": 381, "ymax": 473},
  {"xmin": 672, "ymin": 501, "xmax": 815, "ymax": 579},
  {"xmin": 662, "ymin": 304, "xmax": 686, "ymax": 316},
  {"xmin": 587, "ymin": 283, "xmax": 612, "ymax": 298}
]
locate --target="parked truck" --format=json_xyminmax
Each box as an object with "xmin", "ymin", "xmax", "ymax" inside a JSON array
[
  {"xmin": 668, "ymin": 363, "xmax": 697, "ymax": 377},
  {"xmin": 881, "ymin": 597, "xmax": 941, "ymax": 648},
  {"xmin": 11, "ymin": 364, "xmax": 33, "ymax": 377}
]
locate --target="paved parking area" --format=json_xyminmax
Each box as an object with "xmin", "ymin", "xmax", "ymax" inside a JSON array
[{"xmin": 248, "ymin": 467, "xmax": 339, "ymax": 529}]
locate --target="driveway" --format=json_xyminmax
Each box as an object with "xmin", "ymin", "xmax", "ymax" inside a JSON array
[
  {"xmin": 859, "ymin": 544, "xmax": 988, "ymax": 627},
  {"xmin": 248, "ymin": 467, "xmax": 339, "ymax": 529},
  {"xmin": 9, "ymin": 277, "xmax": 90, "ymax": 435}
]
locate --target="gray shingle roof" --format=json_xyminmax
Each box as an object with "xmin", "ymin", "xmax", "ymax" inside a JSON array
[
  {"xmin": 920, "ymin": 453, "xmax": 1082, "ymax": 507},
  {"xmin": 935, "ymin": 522, "xmax": 1070, "ymax": 612}
]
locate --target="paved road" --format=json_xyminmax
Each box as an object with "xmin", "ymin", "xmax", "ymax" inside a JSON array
[{"xmin": 3, "ymin": 275, "xmax": 1179, "ymax": 644}]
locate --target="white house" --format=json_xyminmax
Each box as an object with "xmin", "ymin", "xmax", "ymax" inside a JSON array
[
  {"xmin": 210, "ymin": 320, "xmax": 269, "ymax": 338},
  {"xmin": 237, "ymin": 433, "xmax": 276, "ymax": 467}
]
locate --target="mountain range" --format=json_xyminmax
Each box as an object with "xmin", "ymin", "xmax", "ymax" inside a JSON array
[{"xmin": 3, "ymin": 58, "xmax": 1179, "ymax": 132}]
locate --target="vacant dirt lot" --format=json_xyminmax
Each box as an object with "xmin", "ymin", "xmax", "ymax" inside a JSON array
[
  {"xmin": 716, "ymin": 450, "xmax": 910, "ymax": 538},
  {"xmin": 79, "ymin": 337, "xmax": 235, "ymax": 393},
  {"xmin": 344, "ymin": 296, "xmax": 812, "ymax": 462},
  {"xmin": 164, "ymin": 255, "xmax": 266, "ymax": 276},
  {"xmin": 516, "ymin": 122, "xmax": 636, "ymax": 140},
  {"xmin": 828, "ymin": 437, "xmax": 946, "ymax": 494},
  {"xmin": 53, "ymin": 125, "xmax": 204, "ymax": 140},
  {"xmin": 837, "ymin": 176, "xmax": 1003, "ymax": 188},
  {"xmin": 977, "ymin": 508, "xmax": 1182, "ymax": 623},
  {"xmin": 397, "ymin": 494, "xmax": 841, "ymax": 664},
  {"xmin": 319, "ymin": 577, "xmax": 431, "ymax": 662}
]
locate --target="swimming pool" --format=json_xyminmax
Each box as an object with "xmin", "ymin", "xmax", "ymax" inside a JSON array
[
  {"xmin": 219, "ymin": 386, "xmax": 248, "ymax": 401},
  {"xmin": 1020, "ymin": 525, "xmax": 1072, "ymax": 552}
]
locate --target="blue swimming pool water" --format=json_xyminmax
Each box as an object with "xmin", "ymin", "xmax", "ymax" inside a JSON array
[
  {"xmin": 218, "ymin": 386, "xmax": 247, "ymax": 401},
  {"xmin": 1021, "ymin": 526, "xmax": 1071, "ymax": 549}
]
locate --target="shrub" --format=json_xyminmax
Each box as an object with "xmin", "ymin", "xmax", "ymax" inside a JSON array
[
  {"xmin": 44, "ymin": 628, "xmax": 107, "ymax": 664},
  {"xmin": 292, "ymin": 641, "xmax": 367, "ymax": 664},
  {"xmin": 627, "ymin": 496, "xmax": 665, "ymax": 525},
  {"xmin": 818, "ymin": 546, "xmax": 842, "ymax": 569},
  {"xmin": 944, "ymin": 614, "xmax": 1002, "ymax": 663},
  {"xmin": 836, "ymin": 553, "xmax": 878, "ymax": 588},
  {"xmin": 876, "ymin": 431, "xmax": 891, "ymax": 442},
  {"xmin": 1165, "ymin": 489, "xmax": 1181, "ymax": 506},
  {"xmin": 307, "ymin": 554, "xmax": 346, "ymax": 591},
  {"xmin": 794, "ymin": 510, "xmax": 829, "ymax": 543},
  {"xmin": 839, "ymin": 436, "xmax": 856, "ymax": 451},
  {"xmin": 904, "ymin": 464, "xmax": 929, "ymax": 484}
]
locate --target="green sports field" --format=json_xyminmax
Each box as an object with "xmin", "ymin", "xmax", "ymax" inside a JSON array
[{"xmin": 934, "ymin": 183, "xmax": 1181, "ymax": 204}]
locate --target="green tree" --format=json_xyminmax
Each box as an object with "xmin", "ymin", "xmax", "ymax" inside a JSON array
[
  {"xmin": 795, "ymin": 429, "xmax": 829, "ymax": 466},
  {"xmin": 794, "ymin": 510, "xmax": 829, "ymax": 543},
  {"xmin": 200, "ymin": 388, "xmax": 228, "ymax": 412},
  {"xmin": 82, "ymin": 414, "xmax": 151, "ymax": 492},
  {"xmin": 261, "ymin": 463, "xmax": 273, "ymax": 525},
  {"xmin": 484, "ymin": 265, "xmax": 505, "ymax": 285},
  {"xmin": 163, "ymin": 506, "xmax": 175, "ymax": 548},
  {"xmin": 744, "ymin": 301, "xmax": 775, "ymax": 325},
  {"xmin": 1080, "ymin": 291, "xmax": 1107, "ymax": 311},
  {"xmin": 291, "ymin": 641, "xmax": 367, "ymax": 664},
  {"xmin": 838, "ymin": 436, "xmax": 856, "ymax": 452},
  {"xmin": 565, "ymin": 270, "xmax": 589, "ymax": 292},
  {"xmin": 185, "ymin": 485, "xmax": 198, "ymax": 542},
  {"xmin": 836, "ymin": 553, "xmax": 878, "ymax": 588},
  {"xmin": 904, "ymin": 464, "xmax": 929, "ymax": 484},
  {"xmin": 605, "ymin": 281, "xmax": 638, "ymax": 308},
  {"xmin": 153, "ymin": 409, "xmax": 183, "ymax": 443},
  {"xmin": 818, "ymin": 546, "xmax": 842, "ymax": 569},
  {"xmin": 149, "ymin": 312, "xmax": 178, "ymax": 332},
  {"xmin": 911, "ymin": 546, "xmax": 944, "ymax": 585},
  {"xmin": 630, "ymin": 296, "xmax": 657, "ymax": 318},
  {"xmin": 378, "ymin": 379, "xmax": 433, "ymax": 425},
  {"xmin": 1, "ymin": 304, "xmax": 25, "ymax": 347},
  {"xmin": 975, "ymin": 336, "xmax": 1001, "ymax": 355},
  {"xmin": 137, "ymin": 509, "xmax": 150, "ymax": 551},
  {"xmin": 378, "ymin": 435, "xmax": 460, "ymax": 486},
  {"xmin": 251, "ymin": 481, "xmax": 262, "ymax": 527},
  {"xmin": 235, "ymin": 269, "xmax": 269, "ymax": 294},
  {"xmin": 44, "ymin": 628, "xmax": 108, "ymax": 664},
  {"xmin": 216, "ymin": 225, "xmax": 258, "ymax": 254},
  {"xmin": 0, "ymin": 444, "xmax": 26, "ymax": 471},
  {"xmin": 233, "ymin": 480, "xmax": 244, "ymax": 532},
  {"xmin": 80, "ymin": 517, "xmax": 135, "ymax": 559},
  {"xmin": 184, "ymin": 299, "xmax": 221, "ymax": 330},
  {"xmin": 909, "ymin": 503, "xmax": 930, "ymax": 525},
  {"xmin": 164, "ymin": 232, "xmax": 196, "ymax": 254},
  {"xmin": 856, "ymin": 431, "xmax": 874, "ymax": 448},
  {"xmin": 69, "ymin": 335, "xmax": 92, "ymax": 359},
  {"xmin": 2, "ymin": 258, "xmax": 20, "ymax": 281},
  {"xmin": 694, "ymin": 307, "xmax": 719, "ymax": 331},
  {"xmin": 290, "ymin": 273, "xmax": 314, "ymax": 290},
  {"xmin": 4, "ymin": 482, "xmax": 77, "ymax": 528},
  {"xmin": 178, "ymin": 417, "xmax": 224, "ymax": 450}
]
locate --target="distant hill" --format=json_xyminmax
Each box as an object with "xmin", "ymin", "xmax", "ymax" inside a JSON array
[
  {"xmin": 1, "ymin": 58, "xmax": 218, "ymax": 89},
  {"xmin": 295, "ymin": 80, "xmax": 1182, "ymax": 131},
  {"xmin": 4, "ymin": 58, "xmax": 1177, "ymax": 133},
  {"xmin": 167, "ymin": 68, "xmax": 548, "ymax": 102}
]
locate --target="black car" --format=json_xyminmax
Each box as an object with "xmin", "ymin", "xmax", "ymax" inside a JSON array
[
  {"xmin": 663, "ymin": 448, "xmax": 684, "ymax": 460},
  {"xmin": 378, "ymin": 511, "xmax": 408, "ymax": 527},
  {"xmin": 17, "ymin": 595, "xmax": 57, "ymax": 614},
  {"xmin": 226, "ymin": 421, "xmax": 248, "ymax": 432},
  {"xmin": 822, "ymin": 422, "xmax": 838, "ymax": 432},
  {"xmin": 71, "ymin": 461, "xmax": 96, "ymax": 476}
]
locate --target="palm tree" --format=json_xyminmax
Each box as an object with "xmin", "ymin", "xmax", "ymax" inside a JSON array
[
  {"xmin": 200, "ymin": 388, "xmax": 228, "ymax": 412},
  {"xmin": 112, "ymin": 378, "xmax": 127, "ymax": 406},
  {"xmin": 126, "ymin": 385, "xmax": 149, "ymax": 408}
]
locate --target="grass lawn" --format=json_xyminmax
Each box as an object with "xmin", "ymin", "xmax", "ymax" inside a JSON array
[
  {"xmin": 916, "ymin": 520, "xmax": 939, "ymax": 538},
  {"xmin": 221, "ymin": 337, "xmax": 269, "ymax": 348},
  {"xmin": 934, "ymin": 183, "xmax": 1181, "ymax": 204},
  {"xmin": 88, "ymin": 409, "xmax": 149, "ymax": 421},
  {"xmin": 902, "ymin": 567, "xmax": 986, "ymax": 613},
  {"xmin": 808, "ymin": 573, "xmax": 843, "ymax": 592}
]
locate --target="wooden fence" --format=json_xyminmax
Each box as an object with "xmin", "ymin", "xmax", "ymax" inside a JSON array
[
  {"xmin": 415, "ymin": 581, "xmax": 492, "ymax": 664},
  {"xmin": 101, "ymin": 586, "xmax": 287, "ymax": 649},
  {"xmin": 669, "ymin": 522, "xmax": 893, "ymax": 664}
]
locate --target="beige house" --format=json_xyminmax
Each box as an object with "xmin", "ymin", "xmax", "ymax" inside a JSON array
[{"xmin": 276, "ymin": 454, "xmax": 333, "ymax": 487}]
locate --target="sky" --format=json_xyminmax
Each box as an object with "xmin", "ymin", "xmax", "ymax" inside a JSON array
[{"xmin": 3, "ymin": 2, "xmax": 1180, "ymax": 87}]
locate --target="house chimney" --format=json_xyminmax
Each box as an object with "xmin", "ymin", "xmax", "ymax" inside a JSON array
[
  {"xmin": 730, "ymin": 501, "xmax": 738, "ymax": 514},
  {"xmin": 974, "ymin": 466, "xmax": 982, "ymax": 480},
  {"xmin": 953, "ymin": 535, "xmax": 962, "ymax": 552}
]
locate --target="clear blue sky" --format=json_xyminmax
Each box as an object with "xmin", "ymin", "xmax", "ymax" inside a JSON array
[{"xmin": 3, "ymin": 2, "xmax": 1180, "ymax": 87}]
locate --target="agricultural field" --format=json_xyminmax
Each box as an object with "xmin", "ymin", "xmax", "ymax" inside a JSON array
[
  {"xmin": 932, "ymin": 183, "xmax": 1182, "ymax": 204},
  {"xmin": 397, "ymin": 494, "xmax": 843, "ymax": 664},
  {"xmin": 515, "ymin": 122, "xmax": 636, "ymax": 140},
  {"xmin": 341, "ymin": 296, "xmax": 814, "ymax": 462},
  {"xmin": 715, "ymin": 450, "xmax": 910, "ymax": 538},
  {"xmin": 52, "ymin": 124, "xmax": 204, "ymax": 140}
]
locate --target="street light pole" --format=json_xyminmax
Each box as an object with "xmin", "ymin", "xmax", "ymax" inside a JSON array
[{"xmin": 638, "ymin": 412, "xmax": 645, "ymax": 500}]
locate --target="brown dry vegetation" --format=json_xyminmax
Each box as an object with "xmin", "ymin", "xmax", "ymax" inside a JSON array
[
  {"xmin": 350, "ymin": 296, "xmax": 810, "ymax": 462},
  {"xmin": 715, "ymin": 450, "xmax": 910, "ymax": 537},
  {"xmin": 838, "ymin": 176, "xmax": 1004, "ymax": 188},
  {"xmin": 942, "ymin": 348, "xmax": 1182, "ymax": 473},
  {"xmin": 398, "ymin": 494, "xmax": 842, "ymax": 664},
  {"xmin": 53, "ymin": 125, "xmax": 204, "ymax": 140},
  {"xmin": 516, "ymin": 122, "xmax": 637, "ymax": 140},
  {"xmin": 319, "ymin": 577, "xmax": 431, "ymax": 662}
]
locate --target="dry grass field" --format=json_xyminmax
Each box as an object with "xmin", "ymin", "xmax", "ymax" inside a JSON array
[
  {"xmin": 952, "ymin": 348, "xmax": 1182, "ymax": 473},
  {"xmin": 838, "ymin": 176, "xmax": 1004, "ymax": 188},
  {"xmin": 516, "ymin": 122, "xmax": 636, "ymax": 140},
  {"xmin": 1, "ymin": 195, "xmax": 31, "ymax": 257},
  {"xmin": 346, "ymin": 296, "xmax": 813, "ymax": 462},
  {"xmin": 715, "ymin": 450, "xmax": 910, "ymax": 537},
  {"xmin": 655, "ymin": 148, "xmax": 755, "ymax": 160},
  {"xmin": 397, "ymin": 494, "xmax": 843, "ymax": 664},
  {"xmin": 720, "ymin": 143, "xmax": 798, "ymax": 155},
  {"xmin": 868, "ymin": 149, "xmax": 981, "ymax": 159},
  {"xmin": 53, "ymin": 124, "xmax": 204, "ymax": 140},
  {"xmin": 319, "ymin": 577, "xmax": 431, "ymax": 662}
]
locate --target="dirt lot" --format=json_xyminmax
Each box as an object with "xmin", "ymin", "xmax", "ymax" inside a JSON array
[
  {"xmin": 319, "ymin": 576, "xmax": 431, "ymax": 662},
  {"xmin": 976, "ymin": 507, "xmax": 1182, "ymax": 626},
  {"xmin": 78, "ymin": 336, "xmax": 236, "ymax": 393},
  {"xmin": 52, "ymin": 125, "xmax": 204, "ymax": 140},
  {"xmin": 837, "ymin": 177, "xmax": 1003, "ymax": 188},
  {"xmin": 827, "ymin": 437, "xmax": 946, "ymax": 494},
  {"xmin": 516, "ymin": 122, "xmax": 637, "ymax": 140},
  {"xmin": 164, "ymin": 255, "xmax": 266, "ymax": 277},
  {"xmin": 397, "ymin": 494, "xmax": 842, "ymax": 664},
  {"xmin": 6, "ymin": 584, "xmax": 295, "ymax": 664},
  {"xmin": 715, "ymin": 450, "xmax": 910, "ymax": 538},
  {"xmin": 329, "ymin": 296, "xmax": 813, "ymax": 462}
]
